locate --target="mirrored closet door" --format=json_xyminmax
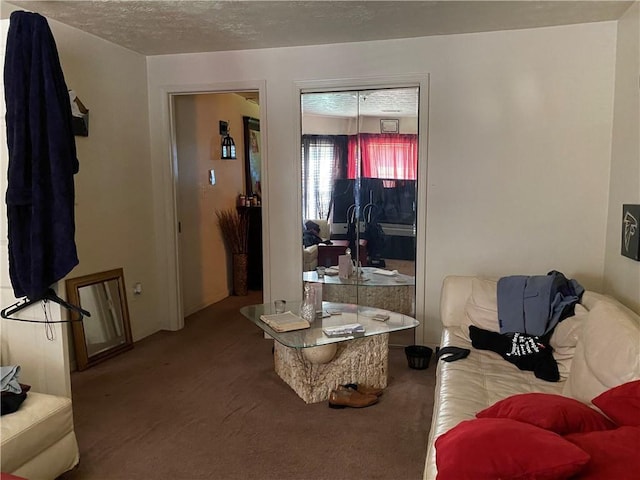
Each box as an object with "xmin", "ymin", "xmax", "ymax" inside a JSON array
[{"xmin": 301, "ymin": 87, "xmax": 419, "ymax": 345}]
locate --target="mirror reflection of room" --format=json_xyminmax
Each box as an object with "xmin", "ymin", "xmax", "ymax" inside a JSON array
[
  {"xmin": 301, "ymin": 87, "xmax": 419, "ymax": 344},
  {"xmin": 79, "ymin": 280, "xmax": 126, "ymax": 357},
  {"xmin": 66, "ymin": 268, "xmax": 133, "ymax": 371},
  {"xmin": 302, "ymin": 87, "xmax": 418, "ymax": 274}
]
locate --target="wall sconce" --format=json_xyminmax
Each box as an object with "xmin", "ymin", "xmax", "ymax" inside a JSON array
[{"xmin": 220, "ymin": 120, "xmax": 236, "ymax": 159}]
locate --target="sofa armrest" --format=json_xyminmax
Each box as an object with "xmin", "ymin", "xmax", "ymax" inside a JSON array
[
  {"xmin": 440, "ymin": 276, "xmax": 474, "ymax": 328},
  {"xmin": 303, "ymin": 245, "xmax": 318, "ymax": 271},
  {"xmin": 1, "ymin": 392, "xmax": 79, "ymax": 478}
]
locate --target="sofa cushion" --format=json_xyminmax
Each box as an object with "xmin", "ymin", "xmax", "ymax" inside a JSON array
[
  {"xmin": 440, "ymin": 276, "xmax": 474, "ymax": 328},
  {"xmin": 0, "ymin": 392, "xmax": 75, "ymax": 473},
  {"xmin": 580, "ymin": 290, "xmax": 619, "ymax": 310},
  {"xmin": 477, "ymin": 392, "xmax": 614, "ymax": 435},
  {"xmin": 550, "ymin": 304, "xmax": 588, "ymax": 379},
  {"xmin": 563, "ymin": 301, "xmax": 640, "ymax": 404},
  {"xmin": 302, "ymin": 244, "xmax": 318, "ymax": 271},
  {"xmin": 460, "ymin": 277, "xmax": 499, "ymax": 340},
  {"xmin": 564, "ymin": 426, "xmax": 640, "ymax": 479},
  {"xmin": 591, "ymin": 380, "xmax": 640, "ymax": 427},
  {"xmin": 435, "ymin": 418, "xmax": 590, "ymax": 480}
]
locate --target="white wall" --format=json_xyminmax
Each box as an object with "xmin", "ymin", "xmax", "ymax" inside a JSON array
[
  {"xmin": 148, "ymin": 22, "xmax": 618, "ymax": 344},
  {"xmin": 1, "ymin": 4, "xmax": 157, "ymax": 397},
  {"xmin": 174, "ymin": 93, "xmax": 259, "ymax": 316},
  {"xmin": 603, "ymin": 2, "xmax": 640, "ymax": 314},
  {"xmin": 46, "ymin": 19, "xmax": 158, "ymax": 342}
]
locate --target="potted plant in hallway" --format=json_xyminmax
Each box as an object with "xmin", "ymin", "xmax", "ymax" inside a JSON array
[{"xmin": 216, "ymin": 208, "xmax": 250, "ymax": 295}]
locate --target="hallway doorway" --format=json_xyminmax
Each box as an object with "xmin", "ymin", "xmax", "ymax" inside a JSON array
[{"xmin": 172, "ymin": 91, "xmax": 263, "ymax": 319}]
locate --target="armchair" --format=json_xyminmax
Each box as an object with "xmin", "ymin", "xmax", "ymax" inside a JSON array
[{"xmin": 302, "ymin": 219, "xmax": 330, "ymax": 271}]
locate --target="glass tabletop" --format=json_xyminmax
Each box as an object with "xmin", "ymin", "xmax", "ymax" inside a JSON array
[
  {"xmin": 240, "ymin": 301, "xmax": 418, "ymax": 349},
  {"xmin": 303, "ymin": 266, "xmax": 415, "ymax": 286}
]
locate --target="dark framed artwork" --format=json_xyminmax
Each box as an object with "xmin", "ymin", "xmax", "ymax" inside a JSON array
[
  {"xmin": 243, "ymin": 116, "xmax": 261, "ymax": 196},
  {"xmin": 621, "ymin": 204, "xmax": 640, "ymax": 261}
]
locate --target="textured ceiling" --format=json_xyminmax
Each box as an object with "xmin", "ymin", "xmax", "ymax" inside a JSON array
[
  {"xmin": 2, "ymin": 1, "xmax": 634, "ymax": 56},
  {"xmin": 303, "ymin": 88, "xmax": 419, "ymax": 118}
]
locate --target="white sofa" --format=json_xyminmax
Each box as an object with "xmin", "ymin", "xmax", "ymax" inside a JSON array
[{"xmin": 424, "ymin": 275, "xmax": 640, "ymax": 480}]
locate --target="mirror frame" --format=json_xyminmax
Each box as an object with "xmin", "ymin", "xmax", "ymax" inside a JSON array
[{"xmin": 66, "ymin": 268, "xmax": 133, "ymax": 371}]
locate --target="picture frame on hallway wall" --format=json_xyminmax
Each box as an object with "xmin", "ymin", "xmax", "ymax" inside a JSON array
[
  {"xmin": 621, "ymin": 204, "xmax": 640, "ymax": 261},
  {"xmin": 243, "ymin": 116, "xmax": 261, "ymax": 197}
]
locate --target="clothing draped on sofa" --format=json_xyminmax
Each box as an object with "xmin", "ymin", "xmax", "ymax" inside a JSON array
[
  {"xmin": 469, "ymin": 325, "xmax": 560, "ymax": 382},
  {"xmin": 0, "ymin": 366, "xmax": 29, "ymax": 415},
  {"xmin": 497, "ymin": 270, "xmax": 584, "ymax": 336},
  {"xmin": 4, "ymin": 11, "xmax": 79, "ymax": 301}
]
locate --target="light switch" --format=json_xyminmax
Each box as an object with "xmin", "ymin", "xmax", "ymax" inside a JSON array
[{"xmin": 209, "ymin": 169, "xmax": 216, "ymax": 185}]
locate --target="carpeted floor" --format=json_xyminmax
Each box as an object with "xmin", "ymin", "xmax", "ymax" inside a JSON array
[{"xmin": 59, "ymin": 291, "xmax": 436, "ymax": 480}]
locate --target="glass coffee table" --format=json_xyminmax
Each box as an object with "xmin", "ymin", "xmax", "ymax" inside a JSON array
[
  {"xmin": 303, "ymin": 267, "xmax": 415, "ymax": 316},
  {"xmin": 240, "ymin": 301, "xmax": 418, "ymax": 404}
]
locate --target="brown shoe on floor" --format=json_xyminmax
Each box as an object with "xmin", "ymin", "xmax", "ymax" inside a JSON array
[
  {"xmin": 328, "ymin": 387, "xmax": 378, "ymax": 409},
  {"xmin": 344, "ymin": 383, "xmax": 384, "ymax": 397}
]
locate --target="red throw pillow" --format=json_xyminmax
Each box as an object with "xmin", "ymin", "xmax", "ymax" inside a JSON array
[
  {"xmin": 435, "ymin": 418, "xmax": 590, "ymax": 480},
  {"xmin": 1, "ymin": 474, "xmax": 28, "ymax": 480},
  {"xmin": 477, "ymin": 393, "xmax": 615, "ymax": 434},
  {"xmin": 565, "ymin": 426, "xmax": 640, "ymax": 479},
  {"xmin": 592, "ymin": 380, "xmax": 640, "ymax": 427}
]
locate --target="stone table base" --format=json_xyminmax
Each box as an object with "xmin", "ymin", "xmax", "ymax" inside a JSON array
[
  {"xmin": 322, "ymin": 283, "xmax": 414, "ymax": 316},
  {"xmin": 274, "ymin": 334, "xmax": 389, "ymax": 404}
]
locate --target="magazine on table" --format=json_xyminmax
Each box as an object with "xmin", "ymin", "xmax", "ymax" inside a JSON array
[
  {"xmin": 323, "ymin": 323, "xmax": 365, "ymax": 337},
  {"xmin": 259, "ymin": 311, "xmax": 310, "ymax": 332}
]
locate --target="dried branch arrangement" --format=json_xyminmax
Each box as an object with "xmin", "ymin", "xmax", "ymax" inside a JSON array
[{"xmin": 215, "ymin": 208, "xmax": 249, "ymax": 254}]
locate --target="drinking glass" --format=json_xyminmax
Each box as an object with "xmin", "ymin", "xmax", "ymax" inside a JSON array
[{"xmin": 274, "ymin": 299, "xmax": 286, "ymax": 313}]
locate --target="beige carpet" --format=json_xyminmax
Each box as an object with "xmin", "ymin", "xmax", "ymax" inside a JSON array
[{"xmin": 59, "ymin": 291, "xmax": 436, "ymax": 480}]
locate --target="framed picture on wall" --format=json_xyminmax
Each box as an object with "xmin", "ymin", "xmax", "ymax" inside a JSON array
[
  {"xmin": 243, "ymin": 116, "xmax": 261, "ymax": 197},
  {"xmin": 380, "ymin": 119, "xmax": 399, "ymax": 134},
  {"xmin": 621, "ymin": 204, "xmax": 640, "ymax": 261}
]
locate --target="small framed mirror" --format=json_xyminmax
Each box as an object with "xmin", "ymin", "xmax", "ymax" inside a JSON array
[{"xmin": 66, "ymin": 268, "xmax": 133, "ymax": 371}]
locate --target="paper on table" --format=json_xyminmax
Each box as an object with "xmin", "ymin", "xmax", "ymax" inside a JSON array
[
  {"xmin": 323, "ymin": 323, "xmax": 365, "ymax": 337},
  {"xmin": 259, "ymin": 311, "xmax": 310, "ymax": 332},
  {"xmin": 371, "ymin": 268, "xmax": 398, "ymax": 276}
]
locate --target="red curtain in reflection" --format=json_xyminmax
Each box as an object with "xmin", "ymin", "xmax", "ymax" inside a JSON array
[{"xmin": 347, "ymin": 133, "xmax": 418, "ymax": 179}]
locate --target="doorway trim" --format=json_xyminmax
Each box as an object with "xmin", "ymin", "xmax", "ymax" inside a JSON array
[
  {"xmin": 152, "ymin": 80, "xmax": 268, "ymax": 332},
  {"xmin": 294, "ymin": 74, "xmax": 430, "ymax": 344}
]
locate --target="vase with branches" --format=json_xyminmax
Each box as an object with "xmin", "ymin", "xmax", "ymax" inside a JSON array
[{"xmin": 216, "ymin": 208, "xmax": 250, "ymax": 295}]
